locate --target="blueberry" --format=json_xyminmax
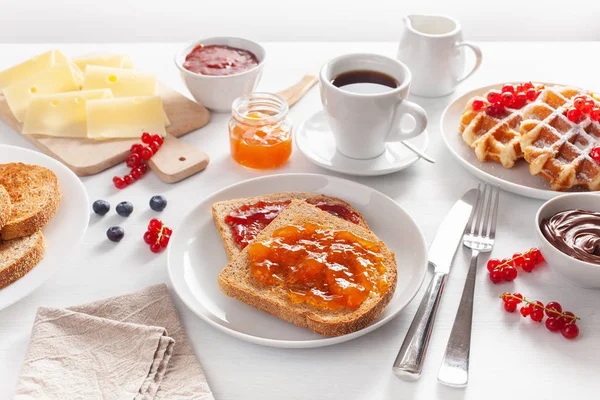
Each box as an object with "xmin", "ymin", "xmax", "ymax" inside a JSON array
[
  {"xmin": 149, "ymin": 195, "xmax": 167, "ymax": 211},
  {"xmin": 116, "ymin": 201, "xmax": 134, "ymax": 217},
  {"xmin": 106, "ymin": 226, "xmax": 124, "ymax": 242},
  {"xmin": 92, "ymin": 200, "xmax": 110, "ymax": 216}
]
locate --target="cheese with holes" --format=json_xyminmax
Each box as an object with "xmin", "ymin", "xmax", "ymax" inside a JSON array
[
  {"xmin": 74, "ymin": 54, "xmax": 133, "ymax": 71},
  {"xmin": 2, "ymin": 63, "xmax": 81, "ymax": 122},
  {"xmin": 86, "ymin": 96, "xmax": 166, "ymax": 139},
  {"xmin": 0, "ymin": 50, "xmax": 69, "ymax": 89},
  {"xmin": 22, "ymin": 89, "xmax": 113, "ymax": 137},
  {"xmin": 82, "ymin": 66, "xmax": 156, "ymax": 97}
]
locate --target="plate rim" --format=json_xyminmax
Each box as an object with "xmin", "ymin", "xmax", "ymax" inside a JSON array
[
  {"xmin": 441, "ymin": 81, "xmax": 582, "ymax": 201},
  {"xmin": 0, "ymin": 144, "xmax": 90, "ymax": 310},
  {"xmin": 167, "ymin": 172, "xmax": 429, "ymax": 348},
  {"xmin": 295, "ymin": 110, "xmax": 429, "ymax": 177}
]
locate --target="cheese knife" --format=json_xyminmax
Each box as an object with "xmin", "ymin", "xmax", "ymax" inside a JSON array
[{"xmin": 393, "ymin": 188, "xmax": 479, "ymax": 380}]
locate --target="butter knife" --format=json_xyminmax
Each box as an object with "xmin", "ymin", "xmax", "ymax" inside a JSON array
[{"xmin": 393, "ymin": 189, "xmax": 478, "ymax": 380}]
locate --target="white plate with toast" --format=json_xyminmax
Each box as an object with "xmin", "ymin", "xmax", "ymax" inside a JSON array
[
  {"xmin": 168, "ymin": 173, "xmax": 428, "ymax": 348},
  {"xmin": 0, "ymin": 145, "xmax": 89, "ymax": 310},
  {"xmin": 441, "ymin": 82, "xmax": 592, "ymax": 200}
]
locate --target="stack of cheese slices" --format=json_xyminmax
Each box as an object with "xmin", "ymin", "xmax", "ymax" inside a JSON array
[{"xmin": 0, "ymin": 50, "xmax": 167, "ymax": 140}]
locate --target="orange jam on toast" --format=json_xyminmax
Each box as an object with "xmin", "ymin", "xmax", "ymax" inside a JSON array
[
  {"xmin": 225, "ymin": 200, "xmax": 363, "ymax": 249},
  {"xmin": 248, "ymin": 223, "xmax": 389, "ymax": 310}
]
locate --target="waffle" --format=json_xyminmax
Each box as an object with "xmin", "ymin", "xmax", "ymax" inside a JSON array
[
  {"xmin": 520, "ymin": 87, "xmax": 600, "ymax": 191},
  {"xmin": 459, "ymin": 93, "xmax": 524, "ymax": 168}
]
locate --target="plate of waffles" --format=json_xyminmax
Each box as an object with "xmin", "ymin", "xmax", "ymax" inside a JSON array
[{"xmin": 441, "ymin": 82, "xmax": 600, "ymax": 200}]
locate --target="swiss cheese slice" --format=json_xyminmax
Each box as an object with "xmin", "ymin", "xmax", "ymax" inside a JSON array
[
  {"xmin": 2, "ymin": 63, "xmax": 80, "ymax": 122},
  {"xmin": 86, "ymin": 96, "xmax": 166, "ymax": 139},
  {"xmin": 0, "ymin": 49, "xmax": 69, "ymax": 89},
  {"xmin": 74, "ymin": 54, "xmax": 133, "ymax": 71},
  {"xmin": 82, "ymin": 66, "xmax": 156, "ymax": 97},
  {"xmin": 22, "ymin": 89, "xmax": 113, "ymax": 137}
]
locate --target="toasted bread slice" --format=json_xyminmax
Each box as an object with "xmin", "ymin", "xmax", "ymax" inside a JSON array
[
  {"xmin": 218, "ymin": 200, "xmax": 397, "ymax": 336},
  {"xmin": 0, "ymin": 231, "xmax": 45, "ymax": 289},
  {"xmin": 0, "ymin": 163, "xmax": 61, "ymax": 240},
  {"xmin": 212, "ymin": 192, "xmax": 369, "ymax": 260},
  {"xmin": 0, "ymin": 185, "xmax": 11, "ymax": 231}
]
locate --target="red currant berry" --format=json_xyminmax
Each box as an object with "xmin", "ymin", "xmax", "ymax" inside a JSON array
[
  {"xmin": 557, "ymin": 311, "xmax": 576, "ymax": 325},
  {"xmin": 561, "ymin": 323, "xmax": 579, "ymax": 339},
  {"xmin": 149, "ymin": 141, "xmax": 160, "ymax": 153},
  {"xmin": 141, "ymin": 147, "xmax": 154, "ymax": 160},
  {"xmin": 152, "ymin": 134, "xmax": 164, "ymax": 145},
  {"xmin": 501, "ymin": 92, "xmax": 514, "ymax": 107},
  {"xmin": 513, "ymin": 93, "xmax": 528, "ymax": 109},
  {"xmin": 520, "ymin": 305, "xmax": 532, "ymax": 317},
  {"xmin": 590, "ymin": 146, "xmax": 600, "ymax": 162},
  {"xmin": 503, "ymin": 266, "xmax": 518, "ymax": 281},
  {"xmin": 150, "ymin": 242, "xmax": 162, "ymax": 253},
  {"xmin": 126, "ymin": 153, "xmax": 141, "ymax": 168},
  {"xmin": 487, "ymin": 258, "xmax": 502, "ymax": 272},
  {"xmin": 546, "ymin": 317, "xmax": 563, "ymax": 332},
  {"xmin": 159, "ymin": 234, "xmax": 170, "ymax": 248},
  {"xmin": 501, "ymin": 292, "xmax": 511, "ymax": 302},
  {"xmin": 139, "ymin": 163, "xmax": 148, "ymax": 174},
  {"xmin": 141, "ymin": 132, "xmax": 152, "ymax": 144},
  {"xmin": 530, "ymin": 248, "xmax": 544, "ymax": 264},
  {"xmin": 124, "ymin": 174, "xmax": 135, "ymax": 185},
  {"xmin": 501, "ymin": 84, "xmax": 515, "ymax": 94},
  {"xmin": 574, "ymin": 96, "xmax": 586, "ymax": 111},
  {"xmin": 130, "ymin": 143, "xmax": 144, "ymax": 155},
  {"xmin": 530, "ymin": 309, "xmax": 544, "ymax": 322},
  {"xmin": 131, "ymin": 167, "xmax": 143, "ymax": 180},
  {"xmin": 162, "ymin": 227, "xmax": 173, "ymax": 236},
  {"xmin": 113, "ymin": 176, "xmax": 126, "ymax": 189},
  {"xmin": 487, "ymin": 91, "xmax": 502, "ymax": 105},
  {"xmin": 531, "ymin": 300, "xmax": 544, "ymax": 310},
  {"xmin": 512, "ymin": 293, "xmax": 523, "ymax": 301},
  {"xmin": 526, "ymin": 88, "xmax": 538, "ymax": 101},
  {"xmin": 522, "ymin": 256, "xmax": 535, "ymax": 272},
  {"xmin": 144, "ymin": 231, "xmax": 158, "ymax": 245},
  {"xmin": 490, "ymin": 269, "xmax": 505, "ymax": 284},
  {"xmin": 148, "ymin": 218, "xmax": 163, "ymax": 232},
  {"xmin": 523, "ymin": 82, "xmax": 534, "ymax": 90},
  {"xmin": 472, "ymin": 99, "xmax": 485, "ymax": 111},
  {"xmin": 516, "ymin": 84, "xmax": 525, "ymax": 93},
  {"xmin": 582, "ymin": 104, "xmax": 593, "ymax": 115},
  {"xmin": 512, "ymin": 253, "xmax": 523, "ymax": 267},
  {"xmin": 545, "ymin": 301, "xmax": 563, "ymax": 317},
  {"xmin": 485, "ymin": 105, "xmax": 503, "ymax": 117},
  {"xmin": 567, "ymin": 108, "xmax": 582, "ymax": 123},
  {"xmin": 591, "ymin": 108, "xmax": 600, "ymax": 121},
  {"xmin": 504, "ymin": 301, "xmax": 518, "ymax": 313}
]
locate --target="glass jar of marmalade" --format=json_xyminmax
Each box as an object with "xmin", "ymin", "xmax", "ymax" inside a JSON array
[{"xmin": 229, "ymin": 92, "xmax": 292, "ymax": 169}]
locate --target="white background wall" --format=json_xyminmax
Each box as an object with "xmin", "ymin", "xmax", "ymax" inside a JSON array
[{"xmin": 1, "ymin": 0, "xmax": 599, "ymax": 42}]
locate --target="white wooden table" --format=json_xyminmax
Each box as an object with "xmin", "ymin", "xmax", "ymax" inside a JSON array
[{"xmin": 1, "ymin": 42, "xmax": 599, "ymax": 400}]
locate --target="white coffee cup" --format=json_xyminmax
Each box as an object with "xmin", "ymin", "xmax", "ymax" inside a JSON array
[{"xmin": 319, "ymin": 53, "xmax": 428, "ymax": 160}]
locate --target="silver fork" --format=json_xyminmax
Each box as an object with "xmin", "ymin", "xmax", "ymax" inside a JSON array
[{"xmin": 437, "ymin": 183, "xmax": 499, "ymax": 388}]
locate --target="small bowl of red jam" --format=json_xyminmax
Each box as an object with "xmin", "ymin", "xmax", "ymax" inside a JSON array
[{"xmin": 175, "ymin": 37, "xmax": 266, "ymax": 112}]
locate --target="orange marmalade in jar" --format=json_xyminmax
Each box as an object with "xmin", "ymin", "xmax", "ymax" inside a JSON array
[{"xmin": 229, "ymin": 93, "xmax": 292, "ymax": 169}]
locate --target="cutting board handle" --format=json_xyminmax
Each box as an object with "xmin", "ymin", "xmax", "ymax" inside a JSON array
[{"xmin": 148, "ymin": 134, "xmax": 209, "ymax": 183}]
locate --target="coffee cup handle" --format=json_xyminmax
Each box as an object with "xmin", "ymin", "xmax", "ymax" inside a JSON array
[
  {"xmin": 388, "ymin": 100, "xmax": 428, "ymax": 141},
  {"xmin": 455, "ymin": 41, "xmax": 483, "ymax": 84}
]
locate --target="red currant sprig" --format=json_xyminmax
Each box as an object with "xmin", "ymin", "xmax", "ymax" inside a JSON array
[
  {"xmin": 487, "ymin": 248, "xmax": 545, "ymax": 284},
  {"xmin": 143, "ymin": 218, "xmax": 172, "ymax": 253},
  {"xmin": 566, "ymin": 95, "xmax": 599, "ymax": 123},
  {"xmin": 113, "ymin": 133, "xmax": 164, "ymax": 190},
  {"xmin": 478, "ymin": 82, "xmax": 543, "ymax": 117},
  {"xmin": 500, "ymin": 293, "xmax": 580, "ymax": 339}
]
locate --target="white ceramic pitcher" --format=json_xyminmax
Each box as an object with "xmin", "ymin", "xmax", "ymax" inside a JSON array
[{"xmin": 397, "ymin": 15, "xmax": 482, "ymax": 97}]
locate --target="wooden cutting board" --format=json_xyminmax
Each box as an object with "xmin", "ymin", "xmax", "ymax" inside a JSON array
[{"xmin": 0, "ymin": 82, "xmax": 210, "ymax": 179}]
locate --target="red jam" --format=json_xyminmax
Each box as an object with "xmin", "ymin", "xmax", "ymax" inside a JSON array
[
  {"xmin": 183, "ymin": 44, "xmax": 259, "ymax": 76},
  {"xmin": 224, "ymin": 199, "xmax": 362, "ymax": 249},
  {"xmin": 248, "ymin": 223, "xmax": 389, "ymax": 310}
]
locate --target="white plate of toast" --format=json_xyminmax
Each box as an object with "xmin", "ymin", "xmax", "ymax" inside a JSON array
[
  {"xmin": 0, "ymin": 145, "xmax": 89, "ymax": 310},
  {"xmin": 167, "ymin": 173, "xmax": 428, "ymax": 348},
  {"xmin": 441, "ymin": 82, "xmax": 600, "ymax": 200}
]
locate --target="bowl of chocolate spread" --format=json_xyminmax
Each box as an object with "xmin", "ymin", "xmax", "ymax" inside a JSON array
[{"xmin": 536, "ymin": 193, "xmax": 600, "ymax": 289}]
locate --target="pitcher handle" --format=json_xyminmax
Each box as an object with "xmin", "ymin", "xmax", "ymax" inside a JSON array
[
  {"xmin": 455, "ymin": 41, "xmax": 483, "ymax": 84},
  {"xmin": 387, "ymin": 100, "xmax": 428, "ymax": 142}
]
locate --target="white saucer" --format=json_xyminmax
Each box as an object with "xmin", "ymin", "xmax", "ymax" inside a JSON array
[{"xmin": 296, "ymin": 110, "xmax": 429, "ymax": 176}]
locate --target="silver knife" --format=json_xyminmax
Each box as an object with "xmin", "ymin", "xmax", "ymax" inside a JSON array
[{"xmin": 392, "ymin": 188, "xmax": 479, "ymax": 381}]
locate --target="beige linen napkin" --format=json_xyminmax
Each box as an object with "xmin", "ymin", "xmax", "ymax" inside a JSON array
[{"xmin": 14, "ymin": 284, "xmax": 214, "ymax": 400}]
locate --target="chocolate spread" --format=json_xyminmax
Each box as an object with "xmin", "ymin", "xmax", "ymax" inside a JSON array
[{"xmin": 541, "ymin": 209, "xmax": 600, "ymax": 264}]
